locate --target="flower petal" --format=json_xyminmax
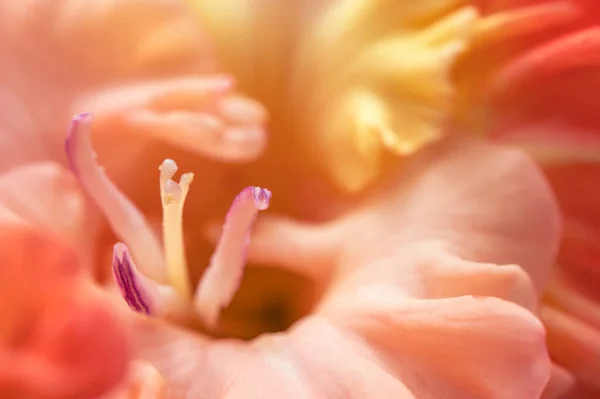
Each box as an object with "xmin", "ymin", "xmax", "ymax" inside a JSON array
[
  {"xmin": 77, "ymin": 77, "xmax": 268, "ymax": 163},
  {"xmin": 542, "ymin": 363, "xmax": 575, "ymax": 399},
  {"xmin": 331, "ymin": 291, "xmax": 550, "ymax": 399},
  {"xmin": 543, "ymin": 274, "xmax": 600, "ymax": 396},
  {"xmin": 0, "ymin": 226, "xmax": 130, "ymax": 399},
  {"xmin": 545, "ymin": 163, "xmax": 600, "ymax": 298},
  {"xmin": 99, "ymin": 362, "xmax": 165, "ymax": 399},
  {"xmin": 0, "ymin": 0, "xmax": 225, "ymax": 170},
  {"xmin": 541, "ymin": 305, "xmax": 600, "ymax": 389},
  {"xmin": 337, "ymin": 136, "xmax": 561, "ymax": 292},
  {"xmin": 455, "ymin": 2, "xmax": 600, "ymax": 162},
  {"xmin": 0, "ymin": 162, "xmax": 92, "ymax": 258},
  {"xmin": 491, "ymin": 27, "xmax": 600, "ymax": 94}
]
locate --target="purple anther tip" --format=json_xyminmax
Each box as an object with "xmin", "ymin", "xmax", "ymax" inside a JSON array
[
  {"xmin": 252, "ymin": 187, "xmax": 272, "ymax": 210},
  {"xmin": 74, "ymin": 112, "xmax": 93, "ymax": 122}
]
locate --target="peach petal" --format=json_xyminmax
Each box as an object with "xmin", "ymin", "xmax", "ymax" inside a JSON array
[
  {"xmin": 224, "ymin": 319, "xmax": 415, "ymax": 399},
  {"xmin": 337, "ymin": 136, "xmax": 561, "ymax": 292},
  {"xmin": 132, "ymin": 317, "xmax": 414, "ymax": 398},
  {"xmin": 136, "ymin": 308, "xmax": 548, "ymax": 398},
  {"xmin": 418, "ymin": 252, "xmax": 538, "ymax": 311},
  {"xmin": 332, "ymin": 292, "xmax": 550, "ymax": 399},
  {"xmin": 239, "ymin": 136, "xmax": 561, "ymax": 302}
]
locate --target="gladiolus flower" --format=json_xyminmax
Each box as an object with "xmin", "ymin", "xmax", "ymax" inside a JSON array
[
  {"xmin": 0, "ymin": 0, "xmax": 579, "ymax": 398},
  {"xmin": 454, "ymin": 1, "xmax": 600, "ymax": 397}
]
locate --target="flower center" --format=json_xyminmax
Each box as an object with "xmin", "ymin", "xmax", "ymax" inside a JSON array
[
  {"xmin": 190, "ymin": 1, "xmax": 479, "ymax": 191},
  {"xmin": 66, "ymin": 113, "xmax": 303, "ymax": 336}
]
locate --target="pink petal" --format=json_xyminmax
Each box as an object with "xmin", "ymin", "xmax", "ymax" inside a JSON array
[
  {"xmin": 78, "ymin": 77, "xmax": 268, "ymax": 163},
  {"xmin": 0, "ymin": 0, "xmax": 227, "ymax": 170},
  {"xmin": 0, "ymin": 162, "xmax": 92, "ymax": 258}
]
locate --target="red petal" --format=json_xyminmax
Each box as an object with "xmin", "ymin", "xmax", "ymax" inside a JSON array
[{"xmin": 0, "ymin": 227, "xmax": 130, "ymax": 399}]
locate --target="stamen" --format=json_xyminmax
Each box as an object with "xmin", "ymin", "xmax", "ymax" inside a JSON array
[
  {"xmin": 65, "ymin": 113, "xmax": 167, "ymax": 283},
  {"xmin": 194, "ymin": 186, "xmax": 272, "ymax": 328},
  {"xmin": 112, "ymin": 243, "xmax": 187, "ymax": 319},
  {"xmin": 112, "ymin": 243, "xmax": 156, "ymax": 315},
  {"xmin": 159, "ymin": 159, "xmax": 178, "ymax": 201},
  {"xmin": 159, "ymin": 160, "xmax": 194, "ymax": 299}
]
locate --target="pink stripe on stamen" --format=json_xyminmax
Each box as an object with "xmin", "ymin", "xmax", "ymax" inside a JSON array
[
  {"xmin": 112, "ymin": 243, "xmax": 155, "ymax": 315},
  {"xmin": 112, "ymin": 243, "xmax": 187, "ymax": 319},
  {"xmin": 193, "ymin": 186, "xmax": 272, "ymax": 328},
  {"xmin": 65, "ymin": 113, "xmax": 167, "ymax": 283}
]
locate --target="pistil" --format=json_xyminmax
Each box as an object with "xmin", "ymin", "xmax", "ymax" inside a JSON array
[{"xmin": 159, "ymin": 160, "xmax": 194, "ymax": 299}]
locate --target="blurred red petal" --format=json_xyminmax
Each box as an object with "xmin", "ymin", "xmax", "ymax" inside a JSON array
[
  {"xmin": 546, "ymin": 164, "xmax": 600, "ymax": 298},
  {"xmin": 541, "ymin": 305, "xmax": 600, "ymax": 389},
  {"xmin": 542, "ymin": 363, "xmax": 575, "ymax": 399},
  {"xmin": 0, "ymin": 226, "xmax": 130, "ymax": 399},
  {"xmin": 492, "ymin": 27, "xmax": 600, "ymax": 95}
]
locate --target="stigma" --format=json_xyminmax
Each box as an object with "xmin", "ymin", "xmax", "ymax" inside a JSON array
[{"xmin": 66, "ymin": 113, "xmax": 271, "ymax": 328}]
